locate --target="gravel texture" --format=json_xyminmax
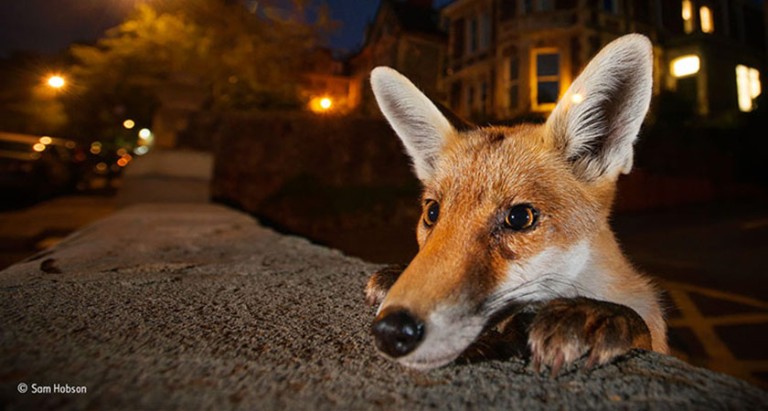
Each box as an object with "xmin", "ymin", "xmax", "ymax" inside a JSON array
[{"xmin": 1, "ymin": 203, "xmax": 766, "ymax": 410}]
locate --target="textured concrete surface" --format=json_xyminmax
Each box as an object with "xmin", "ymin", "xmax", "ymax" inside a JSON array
[{"xmin": 1, "ymin": 204, "xmax": 766, "ymax": 410}]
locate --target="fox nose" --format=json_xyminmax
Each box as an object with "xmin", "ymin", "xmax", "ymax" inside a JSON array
[{"xmin": 372, "ymin": 309, "xmax": 425, "ymax": 358}]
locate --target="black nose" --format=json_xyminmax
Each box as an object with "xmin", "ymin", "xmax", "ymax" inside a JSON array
[{"xmin": 371, "ymin": 309, "xmax": 425, "ymax": 358}]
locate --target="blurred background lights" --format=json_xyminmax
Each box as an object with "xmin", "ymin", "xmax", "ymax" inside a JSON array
[
  {"xmin": 123, "ymin": 119, "xmax": 135, "ymax": 129},
  {"xmin": 134, "ymin": 145, "xmax": 150, "ymax": 155},
  {"xmin": 671, "ymin": 55, "xmax": 700, "ymax": 78},
  {"xmin": 39, "ymin": 136, "xmax": 52, "ymax": 145},
  {"xmin": 32, "ymin": 143, "xmax": 46, "ymax": 152},
  {"xmin": 309, "ymin": 96, "xmax": 334, "ymax": 113},
  {"xmin": 47, "ymin": 75, "xmax": 65, "ymax": 89},
  {"xmin": 138, "ymin": 128, "xmax": 152, "ymax": 140}
]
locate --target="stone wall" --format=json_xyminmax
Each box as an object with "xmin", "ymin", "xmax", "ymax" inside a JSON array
[
  {"xmin": 210, "ymin": 112, "xmax": 756, "ymax": 262},
  {"xmin": 1, "ymin": 204, "xmax": 766, "ymax": 409}
]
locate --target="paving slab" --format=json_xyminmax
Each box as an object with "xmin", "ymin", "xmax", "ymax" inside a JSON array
[{"xmin": 1, "ymin": 203, "xmax": 766, "ymax": 410}]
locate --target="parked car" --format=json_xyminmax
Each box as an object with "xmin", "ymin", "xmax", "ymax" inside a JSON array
[{"xmin": 0, "ymin": 132, "xmax": 80, "ymax": 201}]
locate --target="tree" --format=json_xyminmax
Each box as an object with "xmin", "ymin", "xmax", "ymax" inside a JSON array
[
  {"xmin": 0, "ymin": 53, "xmax": 69, "ymax": 136},
  {"xmin": 65, "ymin": 0, "xmax": 334, "ymax": 141}
]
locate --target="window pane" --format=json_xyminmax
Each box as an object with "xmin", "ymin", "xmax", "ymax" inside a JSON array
[
  {"xmin": 480, "ymin": 12, "xmax": 491, "ymax": 50},
  {"xmin": 509, "ymin": 85, "xmax": 519, "ymax": 109},
  {"xmin": 523, "ymin": 0, "xmax": 533, "ymax": 14},
  {"xmin": 467, "ymin": 18, "xmax": 478, "ymax": 54},
  {"xmin": 537, "ymin": 53, "xmax": 560, "ymax": 76},
  {"xmin": 480, "ymin": 82, "xmax": 488, "ymax": 114},
  {"xmin": 509, "ymin": 57, "xmax": 519, "ymax": 80},
  {"xmin": 538, "ymin": 81, "xmax": 560, "ymax": 104}
]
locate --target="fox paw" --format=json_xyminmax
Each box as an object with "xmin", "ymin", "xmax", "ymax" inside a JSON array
[
  {"xmin": 528, "ymin": 297, "xmax": 652, "ymax": 376},
  {"xmin": 364, "ymin": 264, "xmax": 406, "ymax": 306}
]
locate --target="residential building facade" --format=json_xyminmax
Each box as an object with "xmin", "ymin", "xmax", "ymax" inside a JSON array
[
  {"xmin": 349, "ymin": 0, "xmax": 447, "ymax": 115},
  {"xmin": 441, "ymin": 0, "xmax": 766, "ymax": 121}
]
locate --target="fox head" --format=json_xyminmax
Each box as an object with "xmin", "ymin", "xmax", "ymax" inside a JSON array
[{"xmin": 369, "ymin": 34, "xmax": 654, "ymax": 369}]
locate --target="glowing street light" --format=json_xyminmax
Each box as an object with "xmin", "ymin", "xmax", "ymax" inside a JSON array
[
  {"xmin": 309, "ymin": 96, "xmax": 334, "ymax": 113},
  {"xmin": 123, "ymin": 119, "xmax": 136, "ymax": 129},
  {"xmin": 47, "ymin": 75, "xmax": 66, "ymax": 89}
]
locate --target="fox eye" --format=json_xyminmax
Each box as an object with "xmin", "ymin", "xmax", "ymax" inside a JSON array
[
  {"xmin": 504, "ymin": 204, "xmax": 539, "ymax": 231},
  {"xmin": 423, "ymin": 200, "xmax": 439, "ymax": 227}
]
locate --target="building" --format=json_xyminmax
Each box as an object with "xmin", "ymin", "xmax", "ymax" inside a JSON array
[
  {"xmin": 300, "ymin": 48, "xmax": 357, "ymax": 115},
  {"xmin": 349, "ymin": 0, "xmax": 447, "ymax": 115},
  {"xmin": 441, "ymin": 0, "xmax": 766, "ymax": 121}
]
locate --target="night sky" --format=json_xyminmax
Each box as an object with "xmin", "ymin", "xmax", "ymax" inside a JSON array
[{"xmin": 0, "ymin": 0, "xmax": 454, "ymax": 58}]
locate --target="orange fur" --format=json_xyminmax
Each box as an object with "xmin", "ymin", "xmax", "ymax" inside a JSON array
[{"xmin": 369, "ymin": 35, "xmax": 668, "ymax": 369}]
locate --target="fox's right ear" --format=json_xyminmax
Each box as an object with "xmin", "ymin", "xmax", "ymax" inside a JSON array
[{"xmin": 371, "ymin": 67, "xmax": 456, "ymax": 181}]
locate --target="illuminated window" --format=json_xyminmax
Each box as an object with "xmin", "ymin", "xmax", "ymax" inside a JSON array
[
  {"xmin": 671, "ymin": 55, "xmax": 700, "ymax": 78},
  {"xmin": 700, "ymin": 6, "xmax": 714, "ymax": 33},
  {"xmin": 532, "ymin": 49, "xmax": 560, "ymax": 111},
  {"xmin": 736, "ymin": 65, "xmax": 761, "ymax": 112},
  {"xmin": 682, "ymin": 0, "xmax": 694, "ymax": 34}
]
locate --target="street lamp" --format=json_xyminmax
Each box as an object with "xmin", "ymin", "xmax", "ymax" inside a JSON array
[{"xmin": 46, "ymin": 75, "xmax": 66, "ymax": 89}]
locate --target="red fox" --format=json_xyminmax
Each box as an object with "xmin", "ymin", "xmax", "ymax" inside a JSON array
[{"xmin": 365, "ymin": 34, "xmax": 668, "ymax": 372}]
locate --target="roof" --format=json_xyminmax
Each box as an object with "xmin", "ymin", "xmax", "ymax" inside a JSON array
[{"xmin": 386, "ymin": 0, "xmax": 446, "ymax": 38}]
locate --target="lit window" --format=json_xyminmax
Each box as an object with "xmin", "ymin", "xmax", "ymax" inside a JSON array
[
  {"xmin": 671, "ymin": 55, "xmax": 700, "ymax": 78},
  {"xmin": 700, "ymin": 6, "xmax": 714, "ymax": 33},
  {"xmin": 532, "ymin": 49, "xmax": 560, "ymax": 111},
  {"xmin": 682, "ymin": 0, "xmax": 694, "ymax": 34},
  {"xmin": 736, "ymin": 65, "xmax": 761, "ymax": 112}
]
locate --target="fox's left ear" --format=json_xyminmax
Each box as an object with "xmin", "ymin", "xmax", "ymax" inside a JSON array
[
  {"xmin": 371, "ymin": 67, "xmax": 456, "ymax": 181},
  {"xmin": 546, "ymin": 34, "xmax": 653, "ymax": 182}
]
